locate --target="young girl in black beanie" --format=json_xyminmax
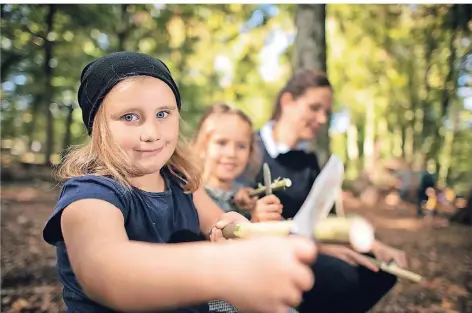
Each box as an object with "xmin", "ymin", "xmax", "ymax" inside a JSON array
[{"xmin": 43, "ymin": 52, "xmax": 316, "ymax": 313}]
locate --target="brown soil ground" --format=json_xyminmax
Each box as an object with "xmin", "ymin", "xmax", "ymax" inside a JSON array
[{"xmin": 1, "ymin": 183, "xmax": 471, "ymax": 313}]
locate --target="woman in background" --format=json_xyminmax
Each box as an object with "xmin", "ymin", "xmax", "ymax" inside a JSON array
[{"xmin": 249, "ymin": 69, "xmax": 407, "ymax": 313}]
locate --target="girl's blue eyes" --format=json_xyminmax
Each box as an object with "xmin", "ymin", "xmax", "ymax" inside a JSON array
[
  {"xmin": 215, "ymin": 140, "xmax": 249, "ymax": 150},
  {"xmin": 121, "ymin": 111, "xmax": 170, "ymax": 122},
  {"xmin": 156, "ymin": 111, "xmax": 169, "ymax": 119},
  {"xmin": 122, "ymin": 113, "xmax": 138, "ymax": 121}
]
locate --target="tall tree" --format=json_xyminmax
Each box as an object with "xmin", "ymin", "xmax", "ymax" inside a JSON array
[
  {"xmin": 292, "ymin": 4, "xmax": 329, "ymax": 165},
  {"xmin": 43, "ymin": 4, "xmax": 56, "ymax": 165}
]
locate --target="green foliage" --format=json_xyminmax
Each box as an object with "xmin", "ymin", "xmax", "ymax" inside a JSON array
[
  {"xmin": 1, "ymin": 3, "xmax": 470, "ymax": 189},
  {"xmin": 326, "ymin": 4, "xmax": 471, "ymax": 190}
]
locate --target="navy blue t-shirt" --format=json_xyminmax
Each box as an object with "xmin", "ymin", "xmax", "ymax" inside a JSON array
[{"xmin": 43, "ymin": 170, "xmax": 208, "ymax": 313}]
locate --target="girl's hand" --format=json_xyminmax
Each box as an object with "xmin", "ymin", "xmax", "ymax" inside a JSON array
[
  {"xmin": 233, "ymin": 188, "xmax": 258, "ymax": 211},
  {"xmin": 371, "ymin": 241, "xmax": 408, "ymax": 268},
  {"xmin": 216, "ymin": 236, "xmax": 317, "ymax": 313},
  {"xmin": 209, "ymin": 212, "xmax": 250, "ymax": 242},
  {"xmin": 251, "ymin": 195, "xmax": 283, "ymax": 223}
]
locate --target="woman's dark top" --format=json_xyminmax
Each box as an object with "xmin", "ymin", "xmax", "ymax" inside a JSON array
[{"xmin": 252, "ymin": 126, "xmax": 321, "ymax": 219}]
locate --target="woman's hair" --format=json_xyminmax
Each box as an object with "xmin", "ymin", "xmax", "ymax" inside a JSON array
[
  {"xmin": 192, "ymin": 102, "xmax": 261, "ymax": 182},
  {"xmin": 54, "ymin": 79, "xmax": 200, "ymax": 193},
  {"xmin": 271, "ymin": 69, "xmax": 332, "ymax": 121}
]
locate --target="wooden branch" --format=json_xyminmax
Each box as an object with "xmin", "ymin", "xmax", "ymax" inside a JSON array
[
  {"xmin": 249, "ymin": 178, "xmax": 292, "ymax": 197},
  {"xmin": 334, "ymin": 193, "xmax": 423, "ymax": 283},
  {"xmin": 221, "ymin": 216, "xmax": 375, "ymax": 252},
  {"xmin": 20, "ymin": 23, "xmax": 46, "ymax": 40},
  {"xmin": 365, "ymin": 256, "xmax": 423, "ymax": 283}
]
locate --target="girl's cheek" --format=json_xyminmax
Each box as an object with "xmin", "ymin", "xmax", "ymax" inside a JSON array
[
  {"xmin": 118, "ymin": 134, "xmax": 138, "ymax": 150},
  {"xmin": 206, "ymin": 145, "xmax": 221, "ymax": 160}
]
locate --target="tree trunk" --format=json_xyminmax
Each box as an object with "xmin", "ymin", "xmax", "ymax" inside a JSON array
[
  {"xmin": 62, "ymin": 104, "xmax": 74, "ymax": 151},
  {"xmin": 347, "ymin": 124, "xmax": 359, "ymax": 162},
  {"xmin": 393, "ymin": 125, "xmax": 403, "ymax": 158},
  {"xmin": 415, "ymin": 27, "xmax": 435, "ymax": 155},
  {"xmin": 377, "ymin": 117, "xmax": 389, "ymax": 157},
  {"xmin": 405, "ymin": 55, "xmax": 418, "ymax": 165},
  {"xmin": 293, "ymin": 4, "xmax": 329, "ymax": 166},
  {"xmin": 437, "ymin": 24, "xmax": 458, "ymax": 186},
  {"xmin": 117, "ymin": 4, "xmax": 129, "ymax": 50},
  {"xmin": 44, "ymin": 4, "xmax": 56, "ymax": 166},
  {"xmin": 346, "ymin": 123, "xmax": 360, "ymax": 178},
  {"xmin": 293, "ymin": 4, "xmax": 327, "ymax": 73},
  {"xmin": 363, "ymin": 100, "xmax": 375, "ymax": 170},
  {"xmin": 404, "ymin": 126, "xmax": 414, "ymax": 164},
  {"xmin": 27, "ymin": 95, "xmax": 42, "ymax": 150}
]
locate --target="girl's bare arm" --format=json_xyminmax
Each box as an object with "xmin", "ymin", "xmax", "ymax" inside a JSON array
[
  {"xmin": 61, "ymin": 199, "xmax": 225, "ymax": 312},
  {"xmin": 192, "ymin": 185, "xmax": 227, "ymax": 236}
]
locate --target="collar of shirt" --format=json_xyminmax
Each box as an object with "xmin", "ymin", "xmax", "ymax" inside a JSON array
[
  {"xmin": 204, "ymin": 181, "xmax": 244, "ymax": 201},
  {"xmin": 259, "ymin": 121, "xmax": 311, "ymax": 158}
]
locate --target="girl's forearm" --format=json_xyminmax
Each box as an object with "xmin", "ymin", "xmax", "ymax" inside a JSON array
[{"xmin": 79, "ymin": 241, "xmax": 225, "ymax": 312}]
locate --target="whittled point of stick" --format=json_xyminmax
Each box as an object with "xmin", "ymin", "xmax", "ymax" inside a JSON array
[
  {"xmin": 365, "ymin": 256, "xmax": 423, "ymax": 283},
  {"xmin": 221, "ymin": 223, "xmax": 240, "ymax": 239}
]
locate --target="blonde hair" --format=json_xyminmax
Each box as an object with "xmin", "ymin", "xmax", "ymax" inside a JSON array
[
  {"xmin": 54, "ymin": 81, "xmax": 201, "ymax": 193},
  {"xmin": 192, "ymin": 102, "xmax": 261, "ymax": 183}
]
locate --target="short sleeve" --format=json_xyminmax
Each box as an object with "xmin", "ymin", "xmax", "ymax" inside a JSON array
[{"xmin": 43, "ymin": 175, "xmax": 129, "ymax": 245}]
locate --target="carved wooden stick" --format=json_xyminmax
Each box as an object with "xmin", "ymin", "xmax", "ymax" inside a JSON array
[
  {"xmin": 334, "ymin": 194, "xmax": 423, "ymax": 283},
  {"xmin": 365, "ymin": 256, "xmax": 423, "ymax": 283},
  {"xmin": 248, "ymin": 178, "xmax": 292, "ymax": 197},
  {"xmin": 221, "ymin": 216, "xmax": 375, "ymax": 252}
]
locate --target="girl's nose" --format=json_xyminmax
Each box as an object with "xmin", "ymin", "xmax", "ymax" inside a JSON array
[
  {"xmin": 140, "ymin": 122, "xmax": 160, "ymax": 142},
  {"xmin": 224, "ymin": 145, "xmax": 237, "ymax": 157}
]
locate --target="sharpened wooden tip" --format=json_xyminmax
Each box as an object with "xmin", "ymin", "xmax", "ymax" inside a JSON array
[
  {"xmin": 221, "ymin": 223, "xmax": 239, "ymax": 239},
  {"xmin": 366, "ymin": 257, "xmax": 423, "ymax": 283}
]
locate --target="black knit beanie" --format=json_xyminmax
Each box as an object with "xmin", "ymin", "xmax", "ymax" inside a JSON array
[{"xmin": 78, "ymin": 51, "xmax": 181, "ymax": 135}]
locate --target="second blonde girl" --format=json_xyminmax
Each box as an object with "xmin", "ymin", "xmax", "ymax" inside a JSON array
[{"xmin": 193, "ymin": 103, "xmax": 283, "ymax": 222}]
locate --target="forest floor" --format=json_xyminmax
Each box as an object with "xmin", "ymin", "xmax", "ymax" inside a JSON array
[{"xmin": 1, "ymin": 182, "xmax": 471, "ymax": 313}]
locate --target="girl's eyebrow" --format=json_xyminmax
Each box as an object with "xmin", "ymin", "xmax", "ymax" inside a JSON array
[
  {"xmin": 113, "ymin": 104, "xmax": 177, "ymax": 115},
  {"xmin": 156, "ymin": 105, "xmax": 177, "ymax": 111}
]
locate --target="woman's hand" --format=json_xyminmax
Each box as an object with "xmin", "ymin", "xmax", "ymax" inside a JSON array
[
  {"xmin": 251, "ymin": 195, "xmax": 283, "ymax": 223},
  {"xmin": 371, "ymin": 241, "xmax": 408, "ymax": 268},
  {"xmin": 233, "ymin": 188, "xmax": 258, "ymax": 211},
  {"xmin": 209, "ymin": 212, "xmax": 250, "ymax": 242},
  {"xmin": 319, "ymin": 244, "xmax": 379, "ymax": 272}
]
